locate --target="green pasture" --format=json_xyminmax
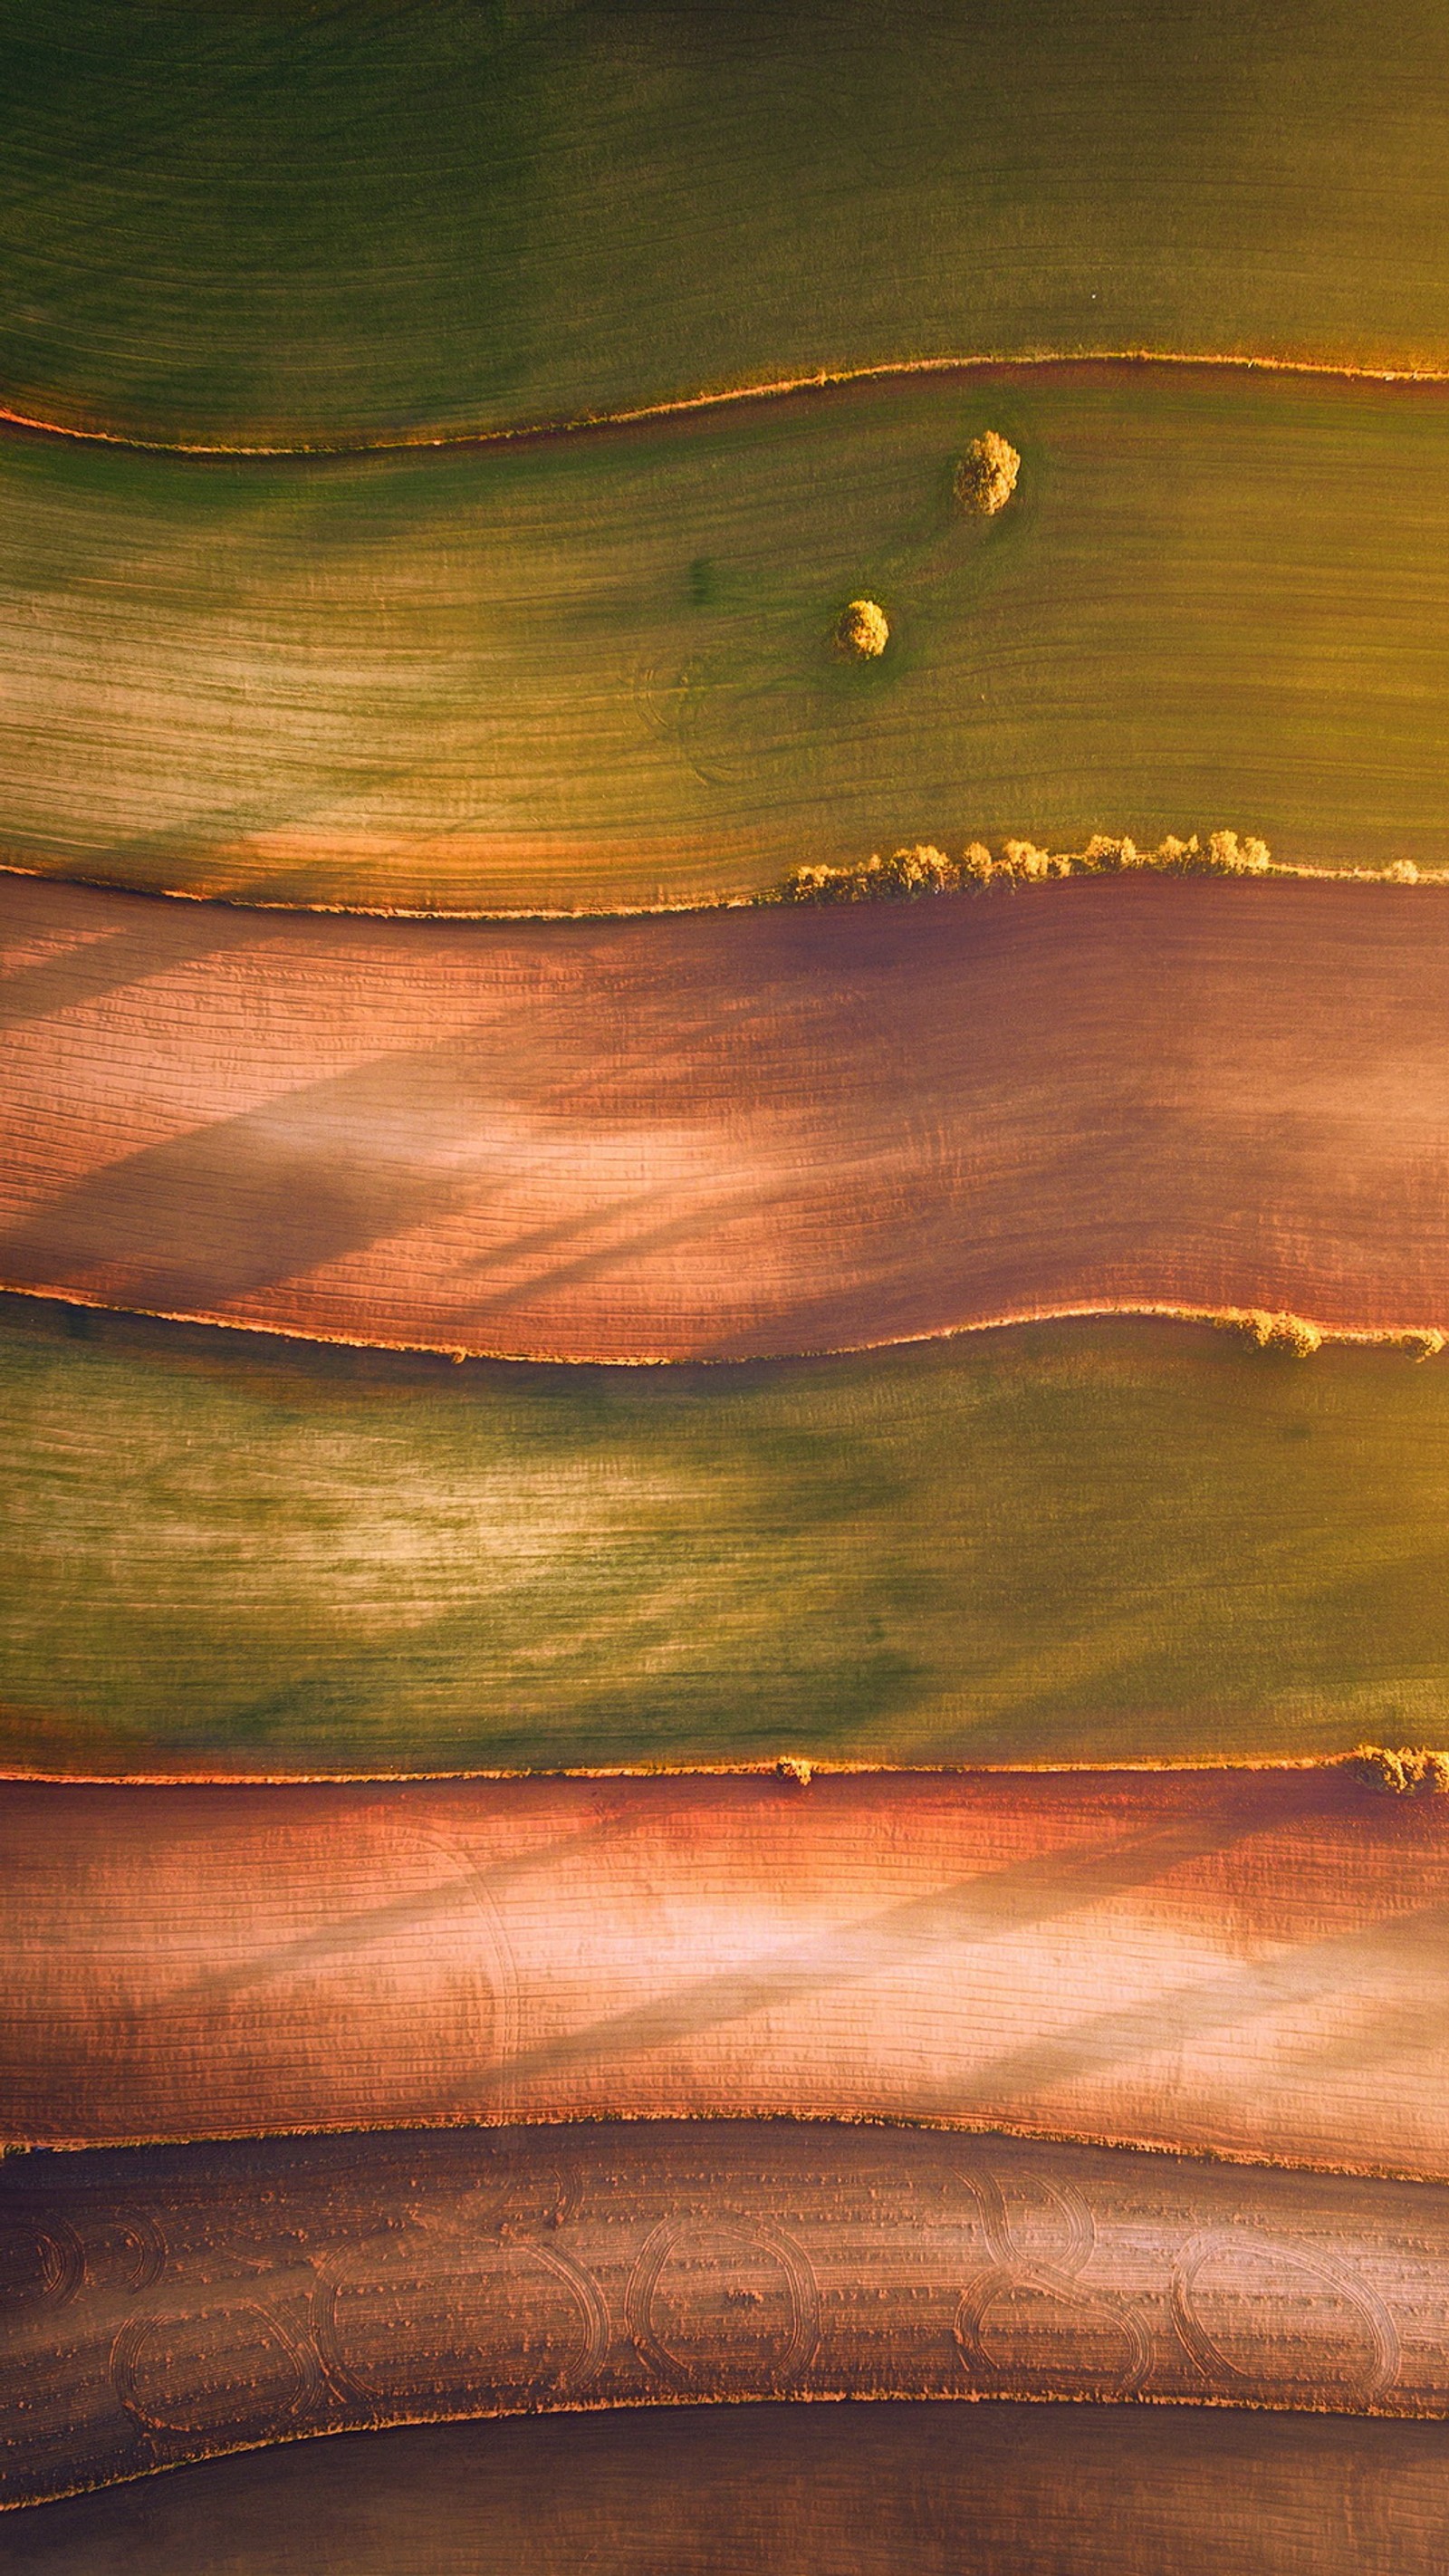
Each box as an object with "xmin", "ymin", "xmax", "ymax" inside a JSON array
[
  {"xmin": 5, "ymin": 1294, "xmax": 1447, "ymax": 1773},
  {"xmin": 4, "ymin": 1, "xmax": 1449, "ymax": 446},
  {"xmin": 4, "ymin": 364, "xmax": 1449, "ymax": 910}
]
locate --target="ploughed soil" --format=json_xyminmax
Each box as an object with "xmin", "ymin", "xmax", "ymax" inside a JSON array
[
  {"xmin": 4, "ymin": 2120, "xmax": 1449, "ymax": 2509},
  {"xmin": 8, "ymin": 2399, "xmax": 1449, "ymax": 2576},
  {"xmin": 5, "ymin": 1767, "xmax": 1448, "ymax": 2176},
  {"xmin": 3, "ymin": 873, "xmax": 1448, "ymax": 1360}
]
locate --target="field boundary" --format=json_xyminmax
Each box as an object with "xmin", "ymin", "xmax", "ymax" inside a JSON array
[
  {"xmin": 5, "ymin": 347, "xmax": 1449, "ymax": 461},
  {"xmin": 5, "ymin": 841, "xmax": 1449, "ymax": 924},
  {"xmin": 0, "ymin": 1283, "xmax": 1441, "ymax": 1380},
  {"xmin": 0, "ymin": 1279, "xmax": 1443, "ymax": 1371}
]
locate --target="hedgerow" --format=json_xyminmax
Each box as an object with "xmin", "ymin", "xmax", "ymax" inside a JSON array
[{"xmin": 764, "ymin": 831, "xmax": 1448, "ymax": 906}]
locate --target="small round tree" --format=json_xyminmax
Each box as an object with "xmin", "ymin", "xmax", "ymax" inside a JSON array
[
  {"xmin": 954, "ymin": 429, "xmax": 1021, "ymax": 515},
  {"xmin": 834, "ymin": 597, "xmax": 889, "ymax": 658}
]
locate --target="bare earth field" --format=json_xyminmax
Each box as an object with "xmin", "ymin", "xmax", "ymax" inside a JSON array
[
  {"xmin": 5, "ymin": 2, "xmax": 1449, "ymax": 447},
  {"xmin": 4, "ymin": 872, "xmax": 1448, "ymax": 1360},
  {"xmin": 8, "ymin": 2402, "xmax": 1449, "ymax": 2576},
  {"xmin": 4, "ymin": 2122, "xmax": 1449, "ymax": 2508},
  {"xmin": 6, "ymin": 368, "xmax": 1449, "ymax": 908},
  {"xmin": 5, "ymin": 1770, "xmax": 1449, "ymax": 2175}
]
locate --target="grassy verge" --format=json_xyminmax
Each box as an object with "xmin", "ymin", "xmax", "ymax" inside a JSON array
[
  {"xmin": 5, "ymin": 1294, "xmax": 1448, "ymax": 1774},
  {"xmin": 5, "ymin": 1, "xmax": 1449, "ymax": 446},
  {"xmin": 6, "ymin": 364, "xmax": 1449, "ymax": 911}
]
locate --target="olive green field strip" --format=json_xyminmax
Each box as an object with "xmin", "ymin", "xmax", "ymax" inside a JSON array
[
  {"xmin": 5, "ymin": 2123, "xmax": 1449, "ymax": 2510},
  {"xmin": 6, "ymin": 368, "xmax": 1449, "ymax": 912},
  {"xmin": 8, "ymin": 2402, "xmax": 1449, "ymax": 2576},
  {"xmin": 6, "ymin": 1296, "xmax": 1449, "ymax": 1775},
  {"xmin": 6, "ymin": 870, "xmax": 1449, "ymax": 1367},
  {"xmin": 6, "ymin": 1769, "xmax": 1449, "ymax": 2174},
  {"xmin": 7, "ymin": 2, "xmax": 1449, "ymax": 448}
]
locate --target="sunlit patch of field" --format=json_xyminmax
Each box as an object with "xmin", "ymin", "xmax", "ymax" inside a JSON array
[
  {"xmin": 5, "ymin": 1297, "xmax": 1449, "ymax": 1773},
  {"xmin": 7, "ymin": 1771, "xmax": 1449, "ymax": 2175},
  {"xmin": 5, "ymin": 366, "xmax": 1449, "ymax": 910}
]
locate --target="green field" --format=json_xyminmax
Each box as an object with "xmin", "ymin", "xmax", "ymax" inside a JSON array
[
  {"xmin": 5, "ymin": 364, "xmax": 1449, "ymax": 910},
  {"xmin": 5, "ymin": 1293, "xmax": 1447, "ymax": 1773},
  {"xmin": 5, "ymin": 2, "xmax": 1449, "ymax": 447}
]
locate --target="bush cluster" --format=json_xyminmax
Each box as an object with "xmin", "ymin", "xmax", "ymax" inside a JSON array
[
  {"xmin": 1215, "ymin": 1312, "xmax": 1445, "ymax": 1362},
  {"xmin": 770, "ymin": 831, "xmax": 1280, "ymax": 905},
  {"xmin": 1235, "ymin": 1310, "xmax": 1323, "ymax": 1359},
  {"xmin": 1350, "ymin": 1744, "xmax": 1449, "ymax": 1796}
]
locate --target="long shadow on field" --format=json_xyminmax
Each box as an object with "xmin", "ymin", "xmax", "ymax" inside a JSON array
[
  {"xmin": 438, "ymin": 1802, "xmax": 1295, "ymax": 2112},
  {"xmin": 926, "ymin": 1899, "xmax": 1449, "ymax": 2121},
  {"xmin": 0, "ymin": 888, "xmax": 262, "ymax": 1032},
  {"xmin": 0, "ymin": 1039, "xmax": 761, "ymax": 1315}
]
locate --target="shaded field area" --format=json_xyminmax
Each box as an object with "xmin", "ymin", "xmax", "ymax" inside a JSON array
[
  {"xmin": 5, "ymin": 367, "xmax": 1449, "ymax": 908},
  {"xmin": 5, "ymin": 1295, "xmax": 1449, "ymax": 1773},
  {"xmin": 5, "ymin": 872, "xmax": 1449, "ymax": 1360},
  {"xmin": 4, "ymin": 2122, "xmax": 1449, "ymax": 2507},
  {"xmin": 5, "ymin": 2, "xmax": 1449, "ymax": 447},
  {"xmin": 9, "ymin": 2404, "xmax": 1449, "ymax": 2576},
  {"xmin": 5, "ymin": 1769, "xmax": 1449, "ymax": 2172}
]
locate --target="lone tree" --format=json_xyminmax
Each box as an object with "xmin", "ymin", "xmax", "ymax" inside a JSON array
[
  {"xmin": 954, "ymin": 429, "xmax": 1021, "ymax": 515},
  {"xmin": 834, "ymin": 597, "xmax": 889, "ymax": 658}
]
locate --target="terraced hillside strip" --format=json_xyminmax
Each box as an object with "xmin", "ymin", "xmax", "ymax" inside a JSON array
[
  {"xmin": 9, "ymin": 2406, "xmax": 1449, "ymax": 2576},
  {"xmin": 7, "ymin": 1, "xmax": 1449, "ymax": 447},
  {"xmin": 5, "ymin": 2124, "xmax": 1449, "ymax": 2507},
  {"xmin": 6, "ymin": 870, "xmax": 1449, "ymax": 1360},
  {"xmin": 7, "ymin": 1297, "xmax": 1449, "ymax": 1775},
  {"xmin": 5, "ymin": 1769, "xmax": 1449, "ymax": 2170},
  {"xmin": 6, "ymin": 366, "xmax": 1449, "ymax": 909}
]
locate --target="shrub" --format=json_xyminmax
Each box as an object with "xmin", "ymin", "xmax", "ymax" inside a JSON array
[
  {"xmin": 1207, "ymin": 830, "xmax": 1272, "ymax": 874},
  {"xmin": 834, "ymin": 598, "xmax": 889, "ymax": 659},
  {"xmin": 778, "ymin": 844, "xmax": 956, "ymax": 903},
  {"xmin": 1239, "ymin": 1310, "xmax": 1323, "ymax": 1358},
  {"xmin": 954, "ymin": 430, "xmax": 1022, "ymax": 516},
  {"xmin": 1351, "ymin": 1745, "xmax": 1449, "ymax": 1795}
]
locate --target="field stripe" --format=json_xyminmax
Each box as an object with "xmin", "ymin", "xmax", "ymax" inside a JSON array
[
  {"xmin": 4, "ymin": 2120, "xmax": 1449, "ymax": 2508},
  {"xmin": 7, "ymin": 2398, "xmax": 1449, "ymax": 2572},
  {"xmin": 6, "ymin": 363, "xmax": 1449, "ymax": 911},
  {"xmin": 5, "ymin": 1769, "xmax": 1449, "ymax": 2177},
  {"xmin": 4, "ymin": 873, "xmax": 1447, "ymax": 1363},
  {"xmin": 7, "ymin": 0, "xmax": 1449, "ymax": 446},
  {"xmin": 6, "ymin": 1293, "xmax": 1449, "ymax": 1777}
]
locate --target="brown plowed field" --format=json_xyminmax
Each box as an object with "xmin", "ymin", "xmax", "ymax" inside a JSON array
[
  {"xmin": 5, "ymin": 1770, "xmax": 1449, "ymax": 2175},
  {"xmin": 4, "ymin": 875, "xmax": 1448, "ymax": 1360},
  {"xmin": 11, "ymin": 2404, "xmax": 1449, "ymax": 2576},
  {"xmin": 4, "ymin": 2121, "xmax": 1448, "ymax": 2509}
]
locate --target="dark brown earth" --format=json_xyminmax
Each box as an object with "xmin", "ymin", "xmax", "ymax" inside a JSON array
[
  {"xmin": 5, "ymin": 2122, "xmax": 1449, "ymax": 2509},
  {"xmin": 4, "ymin": 873, "xmax": 1449, "ymax": 1359},
  {"xmin": 13, "ymin": 2401, "xmax": 1449, "ymax": 2576}
]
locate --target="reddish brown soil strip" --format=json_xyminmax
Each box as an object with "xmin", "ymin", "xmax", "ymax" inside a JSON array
[
  {"xmin": 5, "ymin": 1770, "xmax": 1449, "ymax": 2175},
  {"xmin": 10, "ymin": 2403, "xmax": 1449, "ymax": 2576},
  {"xmin": 4, "ymin": 873, "xmax": 1449, "ymax": 1360},
  {"xmin": 3, "ymin": 2120, "xmax": 1448, "ymax": 2509}
]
